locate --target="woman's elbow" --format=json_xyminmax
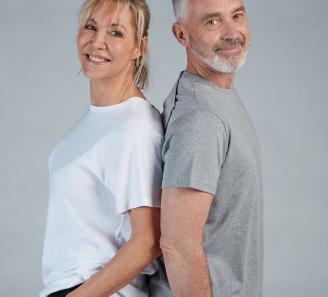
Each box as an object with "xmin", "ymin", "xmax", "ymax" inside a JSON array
[
  {"xmin": 147, "ymin": 237, "xmax": 162, "ymax": 258},
  {"xmin": 133, "ymin": 234, "xmax": 162, "ymax": 258}
]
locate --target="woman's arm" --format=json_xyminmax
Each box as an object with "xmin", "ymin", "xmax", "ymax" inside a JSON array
[{"xmin": 67, "ymin": 207, "xmax": 161, "ymax": 297}]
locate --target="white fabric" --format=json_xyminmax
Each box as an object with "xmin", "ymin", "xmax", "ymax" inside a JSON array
[{"xmin": 40, "ymin": 97, "xmax": 163, "ymax": 297}]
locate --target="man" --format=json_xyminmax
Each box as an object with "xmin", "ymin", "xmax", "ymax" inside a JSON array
[{"xmin": 149, "ymin": 0, "xmax": 263, "ymax": 297}]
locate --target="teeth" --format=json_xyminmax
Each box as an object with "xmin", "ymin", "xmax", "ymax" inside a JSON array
[{"xmin": 88, "ymin": 54, "xmax": 107, "ymax": 63}]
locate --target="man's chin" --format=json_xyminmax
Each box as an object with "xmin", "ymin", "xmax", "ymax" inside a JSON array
[
  {"xmin": 217, "ymin": 53, "xmax": 247, "ymax": 72},
  {"xmin": 205, "ymin": 58, "xmax": 240, "ymax": 74}
]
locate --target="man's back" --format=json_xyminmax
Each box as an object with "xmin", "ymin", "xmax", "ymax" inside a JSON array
[{"xmin": 150, "ymin": 71, "xmax": 263, "ymax": 297}]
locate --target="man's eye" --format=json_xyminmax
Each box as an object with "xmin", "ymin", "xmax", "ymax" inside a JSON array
[
  {"xmin": 110, "ymin": 31, "xmax": 123, "ymax": 37},
  {"xmin": 207, "ymin": 19, "xmax": 218, "ymax": 26},
  {"xmin": 84, "ymin": 24, "xmax": 95, "ymax": 30},
  {"xmin": 234, "ymin": 13, "xmax": 243, "ymax": 20}
]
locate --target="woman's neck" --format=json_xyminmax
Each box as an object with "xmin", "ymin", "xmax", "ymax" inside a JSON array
[{"xmin": 90, "ymin": 75, "xmax": 143, "ymax": 107}]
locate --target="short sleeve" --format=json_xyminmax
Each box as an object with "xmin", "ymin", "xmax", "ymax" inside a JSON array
[
  {"xmin": 105, "ymin": 130, "xmax": 163, "ymax": 214},
  {"xmin": 162, "ymin": 111, "xmax": 227, "ymax": 195}
]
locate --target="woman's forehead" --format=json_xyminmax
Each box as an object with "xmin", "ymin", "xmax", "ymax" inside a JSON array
[{"xmin": 87, "ymin": 2, "xmax": 133, "ymax": 26}]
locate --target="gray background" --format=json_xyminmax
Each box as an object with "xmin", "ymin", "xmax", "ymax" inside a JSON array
[{"xmin": 1, "ymin": 0, "xmax": 327, "ymax": 296}]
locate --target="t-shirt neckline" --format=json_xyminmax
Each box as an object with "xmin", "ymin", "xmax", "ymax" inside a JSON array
[
  {"xmin": 182, "ymin": 71, "xmax": 235, "ymax": 94},
  {"xmin": 89, "ymin": 96, "xmax": 146, "ymax": 112}
]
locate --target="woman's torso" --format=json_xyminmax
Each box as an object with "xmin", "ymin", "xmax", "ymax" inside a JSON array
[{"xmin": 40, "ymin": 97, "xmax": 163, "ymax": 297}]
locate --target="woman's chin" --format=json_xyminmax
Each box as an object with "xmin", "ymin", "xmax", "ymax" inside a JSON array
[{"xmin": 82, "ymin": 70, "xmax": 111, "ymax": 81}]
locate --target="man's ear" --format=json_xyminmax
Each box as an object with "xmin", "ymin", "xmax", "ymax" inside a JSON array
[{"xmin": 172, "ymin": 22, "xmax": 189, "ymax": 47}]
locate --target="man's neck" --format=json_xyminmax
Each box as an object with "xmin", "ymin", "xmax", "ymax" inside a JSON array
[{"xmin": 186, "ymin": 59, "xmax": 235, "ymax": 90}]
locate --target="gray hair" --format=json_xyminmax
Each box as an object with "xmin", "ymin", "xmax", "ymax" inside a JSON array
[{"xmin": 172, "ymin": 0, "xmax": 188, "ymax": 21}]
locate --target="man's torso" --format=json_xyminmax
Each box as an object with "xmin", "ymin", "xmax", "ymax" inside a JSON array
[{"xmin": 150, "ymin": 71, "xmax": 263, "ymax": 297}]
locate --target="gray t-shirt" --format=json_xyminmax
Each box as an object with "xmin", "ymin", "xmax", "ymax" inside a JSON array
[{"xmin": 149, "ymin": 71, "xmax": 263, "ymax": 297}]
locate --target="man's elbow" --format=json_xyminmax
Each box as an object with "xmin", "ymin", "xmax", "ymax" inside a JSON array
[{"xmin": 159, "ymin": 235, "xmax": 204, "ymax": 260}]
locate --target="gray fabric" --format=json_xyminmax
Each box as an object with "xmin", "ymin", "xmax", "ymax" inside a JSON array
[{"xmin": 149, "ymin": 71, "xmax": 263, "ymax": 297}]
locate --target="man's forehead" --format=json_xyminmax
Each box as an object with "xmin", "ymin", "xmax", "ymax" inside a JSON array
[{"xmin": 189, "ymin": 0, "xmax": 245, "ymax": 16}]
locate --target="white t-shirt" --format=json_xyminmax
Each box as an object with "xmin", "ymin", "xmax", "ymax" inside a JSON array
[{"xmin": 40, "ymin": 97, "xmax": 164, "ymax": 297}]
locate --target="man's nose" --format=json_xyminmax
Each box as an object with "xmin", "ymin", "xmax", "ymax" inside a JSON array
[
  {"xmin": 220, "ymin": 20, "xmax": 240, "ymax": 40},
  {"xmin": 91, "ymin": 29, "xmax": 108, "ymax": 49}
]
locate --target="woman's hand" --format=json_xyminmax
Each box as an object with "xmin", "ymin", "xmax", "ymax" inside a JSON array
[
  {"xmin": 66, "ymin": 207, "xmax": 161, "ymax": 297},
  {"xmin": 67, "ymin": 291, "xmax": 108, "ymax": 297}
]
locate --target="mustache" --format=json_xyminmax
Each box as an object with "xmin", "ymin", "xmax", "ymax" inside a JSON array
[{"xmin": 214, "ymin": 38, "xmax": 245, "ymax": 51}]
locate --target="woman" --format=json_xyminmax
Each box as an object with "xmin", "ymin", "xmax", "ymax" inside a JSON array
[{"xmin": 40, "ymin": 1, "xmax": 163, "ymax": 296}]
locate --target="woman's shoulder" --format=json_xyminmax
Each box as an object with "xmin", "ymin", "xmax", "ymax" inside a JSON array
[{"xmin": 123, "ymin": 97, "xmax": 163, "ymax": 136}]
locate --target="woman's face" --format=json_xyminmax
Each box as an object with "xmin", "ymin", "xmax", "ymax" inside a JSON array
[{"xmin": 77, "ymin": 4, "xmax": 140, "ymax": 82}]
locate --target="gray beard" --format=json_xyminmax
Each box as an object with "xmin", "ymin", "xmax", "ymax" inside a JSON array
[{"xmin": 189, "ymin": 36, "xmax": 249, "ymax": 74}]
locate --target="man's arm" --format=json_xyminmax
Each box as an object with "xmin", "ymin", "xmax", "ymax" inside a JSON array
[
  {"xmin": 160, "ymin": 187, "xmax": 213, "ymax": 297},
  {"xmin": 67, "ymin": 207, "xmax": 161, "ymax": 297}
]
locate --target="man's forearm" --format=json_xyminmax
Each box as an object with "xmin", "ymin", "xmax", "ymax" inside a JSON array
[{"xmin": 162, "ymin": 245, "xmax": 212, "ymax": 297}]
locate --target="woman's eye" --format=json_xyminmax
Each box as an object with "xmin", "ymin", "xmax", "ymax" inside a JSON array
[
  {"xmin": 109, "ymin": 31, "xmax": 123, "ymax": 37},
  {"xmin": 84, "ymin": 24, "xmax": 95, "ymax": 30}
]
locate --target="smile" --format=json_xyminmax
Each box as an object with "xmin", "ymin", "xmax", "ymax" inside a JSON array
[
  {"xmin": 86, "ymin": 54, "xmax": 110, "ymax": 64},
  {"xmin": 217, "ymin": 44, "xmax": 242, "ymax": 54}
]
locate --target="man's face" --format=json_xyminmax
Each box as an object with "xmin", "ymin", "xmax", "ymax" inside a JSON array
[{"xmin": 183, "ymin": 0, "xmax": 250, "ymax": 73}]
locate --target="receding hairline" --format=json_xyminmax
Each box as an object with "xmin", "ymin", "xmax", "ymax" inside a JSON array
[
  {"xmin": 172, "ymin": 0, "xmax": 189, "ymax": 21},
  {"xmin": 173, "ymin": 0, "xmax": 247, "ymax": 22}
]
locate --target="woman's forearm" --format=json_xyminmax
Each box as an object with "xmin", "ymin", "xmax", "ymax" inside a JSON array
[{"xmin": 67, "ymin": 236, "xmax": 161, "ymax": 297}]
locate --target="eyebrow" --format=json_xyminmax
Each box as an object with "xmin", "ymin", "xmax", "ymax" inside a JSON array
[
  {"xmin": 200, "ymin": 6, "xmax": 246, "ymax": 22},
  {"xmin": 87, "ymin": 18, "xmax": 127, "ymax": 30},
  {"xmin": 232, "ymin": 6, "xmax": 246, "ymax": 14}
]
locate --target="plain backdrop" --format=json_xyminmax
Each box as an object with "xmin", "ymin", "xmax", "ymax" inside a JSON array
[{"xmin": 1, "ymin": 0, "xmax": 327, "ymax": 296}]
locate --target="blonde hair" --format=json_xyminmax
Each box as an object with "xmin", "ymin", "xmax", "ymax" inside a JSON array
[{"xmin": 79, "ymin": 0, "xmax": 150, "ymax": 89}]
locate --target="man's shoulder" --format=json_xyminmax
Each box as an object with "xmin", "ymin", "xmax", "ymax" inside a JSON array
[{"xmin": 162, "ymin": 71, "xmax": 231, "ymax": 129}]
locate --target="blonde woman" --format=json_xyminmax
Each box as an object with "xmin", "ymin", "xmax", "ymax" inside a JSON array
[{"xmin": 40, "ymin": 1, "xmax": 163, "ymax": 296}]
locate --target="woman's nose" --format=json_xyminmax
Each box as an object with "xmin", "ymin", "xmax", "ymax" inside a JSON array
[{"xmin": 91, "ymin": 29, "xmax": 108, "ymax": 49}]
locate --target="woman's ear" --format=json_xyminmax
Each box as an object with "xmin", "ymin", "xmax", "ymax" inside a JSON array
[
  {"xmin": 172, "ymin": 22, "xmax": 189, "ymax": 47},
  {"xmin": 140, "ymin": 36, "xmax": 148, "ymax": 59},
  {"xmin": 132, "ymin": 36, "xmax": 148, "ymax": 60}
]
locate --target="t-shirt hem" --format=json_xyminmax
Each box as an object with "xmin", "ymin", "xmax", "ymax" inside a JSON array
[
  {"xmin": 39, "ymin": 278, "xmax": 83, "ymax": 297},
  {"xmin": 117, "ymin": 201, "xmax": 161, "ymax": 214},
  {"xmin": 161, "ymin": 179, "xmax": 217, "ymax": 195}
]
